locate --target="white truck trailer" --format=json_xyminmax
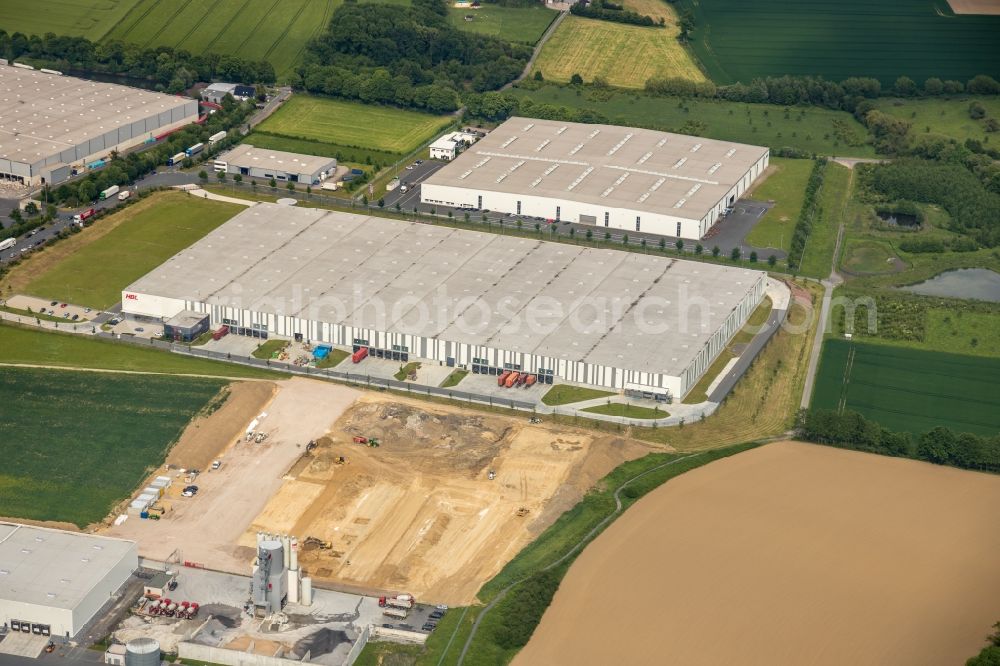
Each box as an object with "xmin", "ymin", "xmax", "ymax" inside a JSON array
[{"xmin": 100, "ymin": 185, "xmax": 119, "ymax": 200}]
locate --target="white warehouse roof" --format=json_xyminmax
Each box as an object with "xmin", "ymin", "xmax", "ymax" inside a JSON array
[
  {"xmin": 125, "ymin": 204, "xmax": 765, "ymax": 378},
  {"xmin": 0, "ymin": 66, "xmax": 194, "ymax": 166},
  {"xmin": 216, "ymin": 144, "xmax": 336, "ymax": 175},
  {"xmin": 0, "ymin": 523, "xmax": 136, "ymax": 610},
  {"xmin": 422, "ymin": 117, "xmax": 768, "ymax": 222}
]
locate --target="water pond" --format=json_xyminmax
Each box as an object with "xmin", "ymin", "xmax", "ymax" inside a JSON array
[{"xmin": 900, "ymin": 268, "xmax": 1000, "ymax": 303}]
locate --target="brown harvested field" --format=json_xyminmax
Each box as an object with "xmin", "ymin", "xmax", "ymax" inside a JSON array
[
  {"xmin": 516, "ymin": 441, "xmax": 1000, "ymax": 666},
  {"xmin": 243, "ymin": 394, "xmax": 656, "ymax": 604},
  {"xmin": 946, "ymin": 0, "xmax": 1000, "ymax": 14}
]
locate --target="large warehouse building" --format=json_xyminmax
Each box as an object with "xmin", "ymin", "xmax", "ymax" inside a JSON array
[
  {"xmin": 213, "ymin": 144, "xmax": 337, "ymax": 185},
  {"xmin": 0, "ymin": 65, "xmax": 197, "ymax": 186},
  {"xmin": 421, "ymin": 117, "xmax": 769, "ymax": 240},
  {"xmin": 122, "ymin": 204, "xmax": 765, "ymax": 398},
  {"xmin": 0, "ymin": 523, "xmax": 138, "ymax": 638}
]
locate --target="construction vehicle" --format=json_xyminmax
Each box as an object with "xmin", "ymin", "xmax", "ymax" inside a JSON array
[
  {"xmin": 504, "ymin": 371, "xmax": 520, "ymax": 388},
  {"xmin": 304, "ymin": 536, "xmax": 332, "ymax": 550},
  {"xmin": 254, "ymin": 432, "xmax": 268, "ymax": 444},
  {"xmin": 379, "ymin": 594, "xmax": 414, "ymax": 610},
  {"xmin": 383, "ymin": 608, "xmax": 408, "ymax": 620},
  {"xmin": 529, "ymin": 417, "xmax": 541, "ymax": 424},
  {"xmin": 334, "ymin": 456, "xmax": 347, "ymax": 465},
  {"xmin": 353, "ymin": 436, "xmax": 380, "ymax": 447},
  {"xmin": 305, "ymin": 440, "xmax": 317, "ymax": 452},
  {"xmin": 516, "ymin": 507, "xmax": 530, "ymax": 517},
  {"xmin": 497, "ymin": 370, "xmax": 511, "ymax": 386},
  {"xmin": 487, "ymin": 470, "xmax": 496, "ymax": 480}
]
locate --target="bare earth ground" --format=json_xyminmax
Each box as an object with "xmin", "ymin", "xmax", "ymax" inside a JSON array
[
  {"xmin": 243, "ymin": 394, "xmax": 656, "ymax": 605},
  {"xmin": 946, "ymin": 0, "xmax": 1000, "ymax": 14},
  {"xmin": 103, "ymin": 378, "xmax": 361, "ymax": 572},
  {"xmin": 516, "ymin": 441, "xmax": 1000, "ymax": 666}
]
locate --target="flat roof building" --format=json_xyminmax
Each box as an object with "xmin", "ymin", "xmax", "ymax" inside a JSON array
[
  {"xmin": 0, "ymin": 65, "xmax": 198, "ymax": 186},
  {"xmin": 201, "ymin": 82, "xmax": 256, "ymax": 105},
  {"xmin": 122, "ymin": 204, "xmax": 765, "ymax": 398},
  {"xmin": 421, "ymin": 117, "xmax": 769, "ymax": 240},
  {"xmin": 213, "ymin": 145, "xmax": 337, "ymax": 185},
  {"xmin": 0, "ymin": 523, "xmax": 138, "ymax": 638}
]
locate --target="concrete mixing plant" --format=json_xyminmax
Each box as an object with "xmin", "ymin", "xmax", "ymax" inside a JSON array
[{"xmin": 251, "ymin": 533, "xmax": 307, "ymax": 616}]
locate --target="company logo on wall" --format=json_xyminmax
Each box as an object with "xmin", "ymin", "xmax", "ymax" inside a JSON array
[{"xmin": 125, "ymin": 294, "xmax": 138, "ymax": 300}]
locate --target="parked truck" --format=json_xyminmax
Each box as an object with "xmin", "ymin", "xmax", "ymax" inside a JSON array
[
  {"xmin": 186, "ymin": 142, "xmax": 204, "ymax": 157},
  {"xmin": 382, "ymin": 608, "xmax": 408, "ymax": 620},
  {"xmin": 320, "ymin": 181, "xmax": 339, "ymax": 191},
  {"xmin": 118, "ymin": 190, "xmax": 131, "ymax": 201},
  {"xmin": 72, "ymin": 208, "xmax": 96, "ymax": 224},
  {"xmin": 208, "ymin": 130, "xmax": 226, "ymax": 144},
  {"xmin": 379, "ymin": 594, "xmax": 414, "ymax": 610},
  {"xmin": 352, "ymin": 347, "xmax": 368, "ymax": 363},
  {"xmin": 99, "ymin": 185, "xmax": 119, "ymax": 200},
  {"xmin": 497, "ymin": 370, "xmax": 511, "ymax": 386},
  {"xmin": 168, "ymin": 152, "xmax": 186, "ymax": 166},
  {"xmin": 0, "ymin": 238, "xmax": 15, "ymax": 252},
  {"xmin": 504, "ymin": 371, "xmax": 520, "ymax": 388}
]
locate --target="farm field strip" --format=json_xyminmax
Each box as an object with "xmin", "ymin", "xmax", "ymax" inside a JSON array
[
  {"xmin": 683, "ymin": 0, "xmax": 1000, "ymax": 84},
  {"xmin": 812, "ymin": 338, "xmax": 1000, "ymax": 435},
  {"xmin": 533, "ymin": 16, "xmax": 704, "ymax": 88},
  {"xmin": 255, "ymin": 95, "xmax": 453, "ymax": 155},
  {"xmin": 0, "ymin": 0, "xmax": 142, "ymax": 40},
  {"xmin": 0, "ymin": 367, "xmax": 226, "ymax": 527},
  {"xmin": 448, "ymin": 5, "xmax": 557, "ymax": 44}
]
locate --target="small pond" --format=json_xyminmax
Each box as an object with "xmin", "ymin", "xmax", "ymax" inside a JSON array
[
  {"xmin": 877, "ymin": 211, "xmax": 920, "ymax": 227},
  {"xmin": 900, "ymin": 268, "xmax": 1000, "ymax": 303}
]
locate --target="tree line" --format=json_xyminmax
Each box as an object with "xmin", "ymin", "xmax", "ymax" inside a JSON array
[
  {"xmin": 298, "ymin": 0, "xmax": 530, "ymax": 113},
  {"xmin": 0, "ymin": 30, "xmax": 275, "ymax": 92},
  {"xmin": 570, "ymin": 0, "xmax": 662, "ymax": 27},
  {"xmin": 798, "ymin": 409, "xmax": 1000, "ymax": 473},
  {"xmin": 787, "ymin": 159, "xmax": 827, "ymax": 270}
]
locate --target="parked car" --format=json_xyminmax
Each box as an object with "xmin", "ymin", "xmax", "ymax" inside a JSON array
[
  {"xmin": 182, "ymin": 485, "xmax": 199, "ymax": 497},
  {"xmin": 168, "ymin": 580, "xmax": 178, "ymax": 592},
  {"xmin": 71, "ymin": 314, "xmax": 79, "ymax": 321},
  {"xmin": 422, "ymin": 622, "xmax": 436, "ymax": 632},
  {"xmin": 60, "ymin": 303, "xmax": 67, "ymax": 308},
  {"xmin": 135, "ymin": 327, "xmax": 145, "ymax": 333},
  {"xmin": 50, "ymin": 300, "xmax": 58, "ymax": 306}
]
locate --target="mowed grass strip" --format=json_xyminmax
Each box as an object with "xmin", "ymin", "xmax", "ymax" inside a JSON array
[
  {"xmin": 745, "ymin": 158, "xmax": 815, "ymax": 251},
  {"xmin": 256, "ymin": 96, "xmax": 453, "ymax": 155},
  {"xmin": 0, "ymin": 367, "xmax": 226, "ymax": 527},
  {"xmin": 812, "ymin": 339, "xmax": 1000, "ymax": 436},
  {"xmin": 533, "ymin": 15, "xmax": 704, "ymax": 88},
  {"xmin": 0, "ymin": 0, "xmax": 142, "ymax": 40},
  {"xmin": 448, "ymin": 5, "xmax": 557, "ymax": 44},
  {"xmin": 683, "ymin": 0, "xmax": 1000, "ymax": 85},
  {"xmin": 0, "ymin": 322, "xmax": 282, "ymax": 379},
  {"xmin": 20, "ymin": 191, "xmax": 241, "ymax": 310}
]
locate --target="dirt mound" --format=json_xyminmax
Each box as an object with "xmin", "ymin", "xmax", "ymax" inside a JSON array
[{"xmin": 292, "ymin": 628, "xmax": 351, "ymax": 658}]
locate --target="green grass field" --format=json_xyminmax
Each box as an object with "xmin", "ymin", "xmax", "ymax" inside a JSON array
[
  {"xmin": 541, "ymin": 384, "xmax": 615, "ymax": 406},
  {"xmin": 244, "ymin": 133, "xmax": 398, "ymax": 170},
  {"xmin": 23, "ymin": 192, "xmax": 241, "ymax": 310},
  {"xmin": 799, "ymin": 162, "xmax": 851, "ymax": 278},
  {"xmin": 533, "ymin": 15, "xmax": 704, "ymax": 88},
  {"xmin": 811, "ymin": 338, "xmax": 1000, "ymax": 436},
  {"xmin": 0, "ymin": 322, "xmax": 281, "ymax": 379},
  {"xmin": 0, "ymin": 0, "xmax": 142, "ymax": 40},
  {"xmin": 874, "ymin": 96, "xmax": 1000, "ymax": 144},
  {"xmin": 840, "ymin": 238, "xmax": 902, "ymax": 275},
  {"xmin": 745, "ymin": 158, "xmax": 814, "ymax": 250},
  {"xmin": 0, "ymin": 367, "xmax": 226, "ymax": 526},
  {"xmin": 448, "ymin": 5, "xmax": 556, "ymax": 44},
  {"xmin": 255, "ymin": 96, "xmax": 453, "ymax": 156},
  {"xmin": 510, "ymin": 85, "xmax": 875, "ymax": 157},
  {"xmin": 681, "ymin": 0, "xmax": 1000, "ymax": 85},
  {"xmin": 103, "ymin": 0, "xmax": 337, "ymax": 78},
  {"xmin": 581, "ymin": 403, "xmax": 669, "ymax": 419}
]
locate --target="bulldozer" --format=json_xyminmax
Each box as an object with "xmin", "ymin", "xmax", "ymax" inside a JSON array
[
  {"xmin": 353, "ymin": 436, "xmax": 380, "ymax": 447},
  {"xmin": 303, "ymin": 536, "xmax": 333, "ymax": 550},
  {"xmin": 516, "ymin": 507, "xmax": 530, "ymax": 517},
  {"xmin": 334, "ymin": 456, "xmax": 347, "ymax": 465}
]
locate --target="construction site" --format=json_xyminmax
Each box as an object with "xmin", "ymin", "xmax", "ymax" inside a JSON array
[{"xmin": 101, "ymin": 377, "xmax": 657, "ymax": 606}]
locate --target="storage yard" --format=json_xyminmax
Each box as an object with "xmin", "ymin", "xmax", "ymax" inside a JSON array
[
  {"xmin": 516, "ymin": 441, "xmax": 1000, "ymax": 666},
  {"xmin": 242, "ymin": 394, "xmax": 654, "ymax": 604}
]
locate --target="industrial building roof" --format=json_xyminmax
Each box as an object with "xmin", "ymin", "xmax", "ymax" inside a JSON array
[
  {"xmin": 423, "ymin": 117, "xmax": 769, "ymax": 221},
  {"xmin": 0, "ymin": 523, "xmax": 136, "ymax": 610},
  {"xmin": 215, "ymin": 144, "xmax": 336, "ymax": 175},
  {"xmin": 0, "ymin": 66, "xmax": 194, "ymax": 167},
  {"xmin": 126, "ymin": 204, "xmax": 764, "ymax": 377}
]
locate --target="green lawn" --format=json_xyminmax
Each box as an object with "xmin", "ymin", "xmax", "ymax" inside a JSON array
[
  {"xmin": 745, "ymin": 158, "xmax": 814, "ymax": 250},
  {"xmin": 245, "ymin": 132, "xmax": 398, "ymax": 168},
  {"xmin": 798, "ymin": 162, "xmax": 851, "ymax": 279},
  {"xmin": 23, "ymin": 192, "xmax": 241, "ymax": 310},
  {"xmin": 316, "ymin": 348, "xmax": 349, "ymax": 368},
  {"xmin": 0, "ymin": 0, "xmax": 142, "ymax": 40},
  {"xmin": 0, "ymin": 367, "xmax": 226, "ymax": 526},
  {"xmin": 441, "ymin": 369, "xmax": 468, "ymax": 388},
  {"xmin": 811, "ymin": 338, "xmax": 1000, "ymax": 436},
  {"xmin": 541, "ymin": 384, "xmax": 615, "ymax": 406},
  {"xmin": 582, "ymin": 403, "xmax": 669, "ymax": 419},
  {"xmin": 874, "ymin": 96, "xmax": 1000, "ymax": 144},
  {"xmin": 251, "ymin": 339, "xmax": 289, "ymax": 359},
  {"xmin": 509, "ymin": 85, "xmax": 874, "ymax": 158},
  {"xmin": 840, "ymin": 238, "xmax": 902, "ymax": 275},
  {"xmin": 255, "ymin": 96, "xmax": 453, "ymax": 155},
  {"xmin": 103, "ymin": 0, "xmax": 338, "ymax": 78},
  {"xmin": 449, "ymin": 5, "xmax": 556, "ymax": 44},
  {"xmin": 681, "ymin": 0, "xmax": 1000, "ymax": 85},
  {"xmin": 0, "ymin": 322, "xmax": 281, "ymax": 379},
  {"xmin": 394, "ymin": 361, "xmax": 421, "ymax": 381}
]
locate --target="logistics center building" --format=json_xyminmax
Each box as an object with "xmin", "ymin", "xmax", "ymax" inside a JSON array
[
  {"xmin": 122, "ymin": 204, "xmax": 765, "ymax": 398},
  {"xmin": 0, "ymin": 65, "xmax": 198, "ymax": 186},
  {"xmin": 0, "ymin": 523, "xmax": 138, "ymax": 638},
  {"xmin": 213, "ymin": 144, "xmax": 337, "ymax": 185},
  {"xmin": 420, "ymin": 117, "xmax": 769, "ymax": 240}
]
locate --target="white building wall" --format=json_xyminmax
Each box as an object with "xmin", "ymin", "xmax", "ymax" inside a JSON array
[
  {"xmin": 70, "ymin": 542, "xmax": 137, "ymax": 638},
  {"xmin": 0, "ymin": 601, "xmax": 73, "ymax": 637},
  {"xmin": 121, "ymin": 292, "xmax": 188, "ymax": 320}
]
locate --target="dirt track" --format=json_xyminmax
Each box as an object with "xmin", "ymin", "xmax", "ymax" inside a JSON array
[
  {"xmin": 516, "ymin": 441, "xmax": 1000, "ymax": 666},
  {"xmin": 946, "ymin": 0, "xmax": 1000, "ymax": 14},
  {"xmin": 245, "ymin": 394, "xmax": 655, "ymax": 604}
]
